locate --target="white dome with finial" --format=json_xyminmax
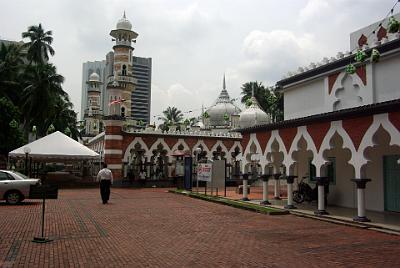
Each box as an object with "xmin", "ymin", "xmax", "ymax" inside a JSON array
[
  {"xmin": 239, "ymin": 86, "xmax": 271, "ymax": 128},
  {"xmin": 89, "ymin": 72, "xmax": 100, "ymax": 82},
  {"xmin": 116, "ymin": 11, "xmax": 132, "ymax": 30},
  {"xmin": 206, "ymin": 75, "xmax": 241, "ymax": 126}
]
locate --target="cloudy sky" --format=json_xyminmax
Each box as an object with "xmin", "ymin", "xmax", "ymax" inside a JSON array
[{"xmin": 0, "ymin": 0, "xmax": 395, "ymax": 122}]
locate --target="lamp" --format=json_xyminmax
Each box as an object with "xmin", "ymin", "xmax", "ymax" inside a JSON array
[{"xmin": 23, "ymin": 147, "xmax": 31, "ymax": 176}]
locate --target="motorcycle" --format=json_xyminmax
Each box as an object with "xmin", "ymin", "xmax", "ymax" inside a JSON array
[{"xmin": 293, "ymin": 176, "xmax": 318, "ymax": 204}]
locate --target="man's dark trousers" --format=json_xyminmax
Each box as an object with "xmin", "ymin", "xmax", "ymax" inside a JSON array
[{"xmin": 100, "ymin": 180, "xmax": 111, "ymax": 204}]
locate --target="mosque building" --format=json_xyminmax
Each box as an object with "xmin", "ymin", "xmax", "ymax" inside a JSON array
[{"xmin": 86, "ymin": 12, "xmax": 400, "ymax": 221}]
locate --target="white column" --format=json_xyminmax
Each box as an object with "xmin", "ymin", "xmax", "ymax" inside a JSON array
[
  {"xmin": 357, "ymin": 188, "xmax": 365, "ymax": 218},
  {"xmin": 287, "ymin": 183, "xmax": 293, "ymax": 206},
  {"xmin": 351, "ymin": 178, "xmax": 371, "ymax": 222},
  {"xmin": 317, "ymin": 185, "xmax": 325, "ymax": 211},
  {"xmin": 242, "ymin": 179, "xmax": 249, "ymax": 201},
  {"xmin": 262, "ymin": 180, "xmax": 268, "ymax": 201}
]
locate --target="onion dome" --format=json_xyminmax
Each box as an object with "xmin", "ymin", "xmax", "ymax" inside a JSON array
[
  {"xmin": 116, "ymin": 11, "xmax": 132, "ymax": 30},
  {"xmin": 89, "ymin": 72, "xmax": 100, "ymax": 82},
  {"xmin": 239, "ymin": 89, "xmax": 271, "ymax": 128},
  {"xmin": 206, "ymin": 75, "xmax": 241, "ymax": 126}
]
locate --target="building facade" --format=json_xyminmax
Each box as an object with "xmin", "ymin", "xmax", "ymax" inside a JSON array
[{"xmin": 238, "ymin": 16, "xmax": 400, "ymax": 218}]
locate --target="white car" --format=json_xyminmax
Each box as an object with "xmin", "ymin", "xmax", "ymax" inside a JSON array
[{"xmin": 0, "ymin": 170, "xmax": 41, "ymax": 204}]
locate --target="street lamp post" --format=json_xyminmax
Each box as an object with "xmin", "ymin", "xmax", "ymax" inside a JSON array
[{"xmin": 23, "ymin": 147, "xmax": 31, "ymax": 176}]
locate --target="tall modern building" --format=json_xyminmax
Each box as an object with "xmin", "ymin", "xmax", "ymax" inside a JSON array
[{"xmin": 131, "ymin": 56, "xmax": 152, "ymax": 124}]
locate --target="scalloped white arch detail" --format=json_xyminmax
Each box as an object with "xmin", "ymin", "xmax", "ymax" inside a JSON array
[
  {"xmin": 146, "ymin": 138, "xmax": 172, "ymax": 158},
  {"xmin": 284, "ymin": 126, "xmax": 318, "ymax": 173},
  {"xmin": 123, "ymin": 137, "xmax": 149, "ymax": 161},
  {"xmin": 242, "ymin": 133, "xmax": 264, "ymax": 172},
  {"xmin": 326, "ymin": 72, "xmax": 369, "ymax": 112},
  {"xmin": 210, "ymin": 140, "xmax": 229, "ymax": 160},
  {"xmin": 170, "ymin": 138, "xmax": 190, "ymax": 153},
  {"xmin": 317, "ymin": 120, "xmax": 358, "ymax": 176},
  {"xmin": 243, "ymin": 133, "xmax": 262, "ymax": 156},
  {"xmin": 358, "ymin": 113, "xmax": 400, "ymax": 168},
  {"xmin": 192, "ymin": 140, "xmax": 211, "ymax": 159}
]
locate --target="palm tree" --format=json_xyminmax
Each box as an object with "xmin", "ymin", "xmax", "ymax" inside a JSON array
[
  {"xmin": 21, "ymin": 63, "xmax": 66, "ymax": 137},
  {"xmin": 159, "ymin": 106, "xmax": 184, "ymax": 124},
  {"xmin": 158, "ymin": 106, "xmax": 184, "ymax": 131},
  {"xmin": 22, "ymin": 23, "xmax": 55, "ymax": 64},
  {"xmin": 0, "ymin": 43, "xmax": 24, "ymax": 103}
]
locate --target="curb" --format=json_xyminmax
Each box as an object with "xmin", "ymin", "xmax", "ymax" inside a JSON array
[
  {"xmin": 271, "ymin": 206, "xmax": 400, "ymax": 236},
  {"xmin": 169, "ymin": 190, "xmax": 289, "ymax": 215}
]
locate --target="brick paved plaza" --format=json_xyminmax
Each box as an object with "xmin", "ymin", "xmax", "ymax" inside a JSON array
[{"xmin": 1, "ymin": 188, "xmax": 400, "ymax": 267}]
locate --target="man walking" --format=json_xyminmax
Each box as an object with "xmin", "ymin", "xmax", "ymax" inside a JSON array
[{"xmin": 97, "ymin": 163, "xmax": 113, "ymax": 204}]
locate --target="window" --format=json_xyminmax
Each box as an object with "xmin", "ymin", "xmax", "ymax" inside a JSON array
[
  {"xmin": 121, "ymin": 107, "xmax": 125, "ymax": 117},
  {"xmin": 0, "ymin": 172, "xmax": 12, "ymax": 181},
  {"xmin": 122, "ymin": 65, "xmax": 127, "ymax": 76}
]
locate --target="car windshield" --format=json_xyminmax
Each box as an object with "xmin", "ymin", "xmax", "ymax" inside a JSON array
[{"xmin": 12, "ymin": 171, "xmax": 29, "ymax": 180}]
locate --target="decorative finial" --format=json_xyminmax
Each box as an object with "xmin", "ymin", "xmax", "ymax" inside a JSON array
[
  {"xmin": 223, "ymin": 73, "xmax": 226, "ymax": 90},
  {"xmin": 123, "ymin": 11, "xmax": 126, "ymax": 19}
]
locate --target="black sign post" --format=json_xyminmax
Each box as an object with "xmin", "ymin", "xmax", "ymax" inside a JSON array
[{"xmin": 30, "ymin": 184, "xmax": 58, "ymax": 243}]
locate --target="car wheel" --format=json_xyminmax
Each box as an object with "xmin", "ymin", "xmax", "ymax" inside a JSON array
[{"xmin": 5, "ymin": 191, "xmax": 22, "ymax": 205}]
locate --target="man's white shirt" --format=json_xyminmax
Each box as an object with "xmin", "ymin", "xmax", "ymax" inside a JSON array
[{"xmin": 97, "ymin": 168, "xmax": 114, "ymax": 184}]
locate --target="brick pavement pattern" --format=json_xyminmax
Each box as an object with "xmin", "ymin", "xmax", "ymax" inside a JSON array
[{"xmin": 0, "ymin": 188, "xmax": 400, "ymax": 267}]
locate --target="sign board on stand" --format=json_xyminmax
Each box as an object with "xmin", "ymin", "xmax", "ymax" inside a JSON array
[{"xmin": 197, "ymin": 163, "xmax": 212, "ymax": 182}]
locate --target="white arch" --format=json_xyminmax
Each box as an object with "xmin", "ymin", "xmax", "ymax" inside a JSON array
[
  {"xmin": 358, "ymin": 113, "xmax": 400, "ymax": 168},
  {"xmin": 147, "ymin": 138, "xmax": 172, "ymax": 158},
  {"xmin": 123, "ymin": 137, "xmax": 149, "ymax": 162},
  {"xmin": 317, "ymin": 120, "xmax": 358, "ymax": 176},
  {"xmin": 192, "ymin": 139, "xmax": 211, "ymax": 159},
  {"xmin": 210, "ymin": 140, "xmax": 229, "ymax": 160},
  {"xmin": 170, "ymin": 138, "xmax": 190, "ymax": 153},
  {"xmin": 284, "ymin": 126, "xmax": 318, "ymax": 171}
]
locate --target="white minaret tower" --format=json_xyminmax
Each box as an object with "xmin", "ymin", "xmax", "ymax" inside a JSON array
[
  {"xmin": 107, "ymin": 12, "xmax": 138, "ymax": 118},
  {"xmin": 85, "ymin": 72, "xmax": 103, "ymax": 135}
]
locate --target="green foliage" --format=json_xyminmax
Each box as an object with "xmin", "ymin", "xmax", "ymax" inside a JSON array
[
  {"xmin": 354, "ymin": 50, "xmax": 367, "ymax": 62},
  {"xmin": 203, "ymin": 111, "xmax": 209, "ymax": 119},
  {"xmin": 0, "ymin": 97, "xmax": 24, "ymax": 155},
  {"xmin": 245, "ymin": 98, "xmax": 253, "ymax": 107},
  {"xmin": 223, "ymin": 113, "xmax": 229, "ymax": 122},
  {"xmin": 0, "ymin": 24, "xmax": 80, "ymax": 149},
  {"xmin": 345, "ymin": 64, "xmax": 356, "ymax": 74},
  {"xmin": 388, "ymin": 16, "xmax": 400, "ymax": 33},
  {"xmin": 241, "ymin": 81, "xmax": 283, "ymax": 122},
  {"xmin": 158, "ymin": 106, "xmax": 184, "ymax": 131}
]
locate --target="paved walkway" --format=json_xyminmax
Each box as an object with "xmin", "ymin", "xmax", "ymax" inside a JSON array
[{"xmin": 1, "ymin": 188, "xmax": 400, "ymax": 267}]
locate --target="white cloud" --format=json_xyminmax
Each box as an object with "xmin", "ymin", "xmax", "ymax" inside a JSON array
[
  {"xmin": 235, "ymin": 29, "xmax": 325, "ymax": 85},
  {"xmin": 151, "ymin": 83, "xmax": 204, "ymax": 123},
  {"xmin": 298, "ymin": 0, "xmax": 330, "ymax": 24}
]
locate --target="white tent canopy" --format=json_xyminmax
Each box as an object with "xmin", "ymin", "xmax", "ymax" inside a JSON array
[{"xmin": 9, "ymin": 131, "xmax": 99, "ymax": 161}]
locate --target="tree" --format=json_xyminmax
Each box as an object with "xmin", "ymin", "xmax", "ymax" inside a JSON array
[
  {"xmin": 158, "ymin": 106, "xmax": 184, "ymax": 131},
  {"xmin": 46, "ymin": 95, "xmax": 80, "ymax": 140},
  {"xmin": 21, "ymin": 63, "xmax": 66, "ymax": 137},
  {"xmin": 0, "ymin": 97, "xmax": 24, "ymax": 156},
  {"xmin": 0, "ymin": 43, "xmax": 24, "ymax": 103},
  {"xmin": 22, "ymin": 23, "xmax": 55, "ymax": 64},
  {"xmin": 241, "ymin": 81, "xmax": 284, "ymax": 122}
]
